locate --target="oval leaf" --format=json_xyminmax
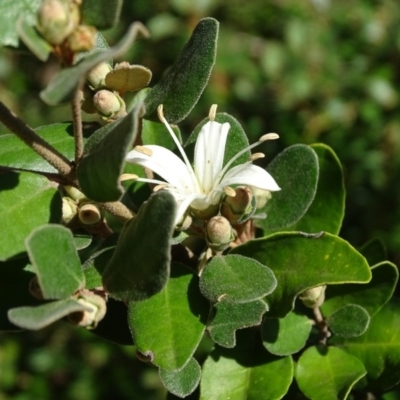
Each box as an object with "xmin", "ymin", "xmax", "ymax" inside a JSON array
[
  {"xmin": 359, "ymin": 238, "xmax": 387, "ymax": 267},
  {"xmin": 105, "ymin": 64, "xmax": 152, "ymax": 93},
  {"xmin": 230, "ymin": 232, "xmax": 372, "ymax": 317},
  {"xmin": 128, "ymin": 263, "xmax": 209, "ymax": 371},
  {"xmin": 144, "ymin": 18, "xmax": 219, "ymax": 123},
  {"xmin": 199, "ymin": 254, "xmax": 277, "ymax": 304},
  {"xmin": 327, "ymin": 304, "xmax": 370, "ymax": 338}
]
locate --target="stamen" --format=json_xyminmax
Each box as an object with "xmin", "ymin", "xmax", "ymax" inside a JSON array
[
  {"xmin": 260, "ymin": 133, "xmax": 279, "ymax": 142},
  {"xmin": 249, "ymin": 153, "xmax": 265, "ymax": 161},
  {"xmin": 156, "ymin": 104, "xmax": 201, "ymax": 192},
  {"xmin": 224, "ymin": 186, "xmax": 236, "ymax": 197},
  {"xmin": 209, "ymin": 104, "xmax": 218, "ymax": 121},
  {"xmin": 120, "ymin": 173, "xmax": 139, "ymax": 181},
  {"xmin": 153, "ymin": 183, "xmax": 169, "ymax": 192},
  {"xmin": 135, "ymin": 146, "xmax": 153, "ymax": 156}
]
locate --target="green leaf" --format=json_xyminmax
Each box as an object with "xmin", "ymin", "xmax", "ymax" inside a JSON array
[
  {"xmin": 0, "ymin": 123, "xmax": 89, "ymax": 174},
  {"xmin": 25, "ymin": 225, "xmax": 84, "ymax": 300},
  {"xmin": 257, "ymin": 144, "xmax": 319, "ymax": 231},
  {"xmin": 81, "ymin": 0, "xmax": 122, "ymax": 30},
  {"xmin": 296, "ymin": 345, "xmax": 366, "ymax": 400},
  {"xmin": 262, "ymin": 311, "xmax": 312, "ymax": 356},
  {"xmin": 0, "ymin": 0, "xmax": 41, "ymax": 47},
  {"xmin": 77, "ymin": 105, "xmax": 142, "ymax": 202},
  {"xmin": 40, "ymin": 22, "xmax": 146, "ymax": 105},
  {"xmin": 200, "ymin": 329, "xmax": 293, "ymax": 400},
  {"xmin": 8, "ymin": 299, "xmax": 91, "ymax": 330},
  {"xmin": 327, "ymin": 304, "xmax": 370, "ymax": 338},
  {"xmin": 359, "ymin": 238, "xmax": 387, "ymax": 266},
  {"xmin": 284, "ymin": 143, "xmax": 345, "ymax": 235},
  {"xmin": 0, "ymin": 172, "xmax": 62, "ymax": 261},
  {"xmin": 208, "ymin": 299, "xmax": 268, "ymax": 348},
  {"xmin": 332, "ymin": 297, "xmax": 400, "ymax": 392},
  {"xmin": 321, "ymin": 261, "xmax": 398, "ymax": 318},
  {"xmin": 128, "ymin": 263, "xmax": 209, "ymax": 370},
  {"xmin": 142, "ymin": 119, "xmax": 181, "ymax": 151},
  {"xmin": 160, "ymin": 358, "xmax": 201, "ymax": 398},
  {"xmin": 230, "ymin": 232, "xmax": 372, "ymax": 317},
  {"xmin": 16, "ymin": 16, "xmax": 51, "ymax": 61},
  {"xmin": 144, "ymin": 18, "xmax": 219, "ymax": 123},
  {"xmin": 103, "ymin": 191, "xmax": 176, "ymax": 302},
  {"xmin": 199, "ymin": 254, "xmax": 277, "ymax": 304},
  {"xmin": 83, "ymin": 247, "xmax": 115, "ymax": 289}
]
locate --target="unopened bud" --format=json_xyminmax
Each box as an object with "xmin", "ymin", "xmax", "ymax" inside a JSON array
[
  {"xmin": 62, "ymin": 197, "xmax": 78, "ymax": 224},
  {"xmin": 299, "ymin": 285, "xmax": 326, "ymax": 308},
  {"xmin": 87, "ymin": 62, "xmax": 113, "ymax": 89},
  {"xmin": 37, "ymin": 0, "xmax": 80, "ymax": 45},
  {"xmin": 78, "ymin": 203, "xmax": 102, "ymax": 225},
  {"xmin": 66, "ymin": 25, "xmax": 96, "ymax": 53},
  {"xmin": 191, "ymin": 203, "xmax": 219, "ymax": 220},
  {"xmin": 68, "ymin": 290, "xmax": 106, "ymax": 329},
  {"xmin": 206, "ymin": 216, "xmax": 235, "ymax": 252},
  {"xmin": 79, "ymin": 85, "xmax": 97, "ymax": 114},
  {"xmin": 250, "ymin": 187, "xmax": 272, "ymax": 209},
  {"xmin": 221, "ymin": 186, "xmax": 256, "ymax": 224},
  {"xmin": 93, "ymin": 90, "xmax": 125, "ymax": 119}
]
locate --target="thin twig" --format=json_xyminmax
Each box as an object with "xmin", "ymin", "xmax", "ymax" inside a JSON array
[
  {"xmin": 71, "ymin": 88, "xmax": 84, "ymax": 162},
  {"xmin": 312, "ymin": 306, "xmax": 330, "ymax": 345},
  {"xmin": 0, "ymin": 101, "xmax": 74, "ymax": 178}
]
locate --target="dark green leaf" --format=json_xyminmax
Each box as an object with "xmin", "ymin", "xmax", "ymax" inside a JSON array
[
  {"xmin": 83, "ymin": 246, "xmax": 115, "ymax": 289},
  {"xmin": 77, "ymin": 105, "xmax": 142, "ymax": 202},
  {"xmin": 230, "ymin": 232, "xmax": 372, "ymax": 317},
  {"xmin": 0, "ymin": 0, "xmax": 41, "ymax": 47},
  {"xmin": 160, "ymin": 358, "xmax": 201, "ymax": 398},
  {"xmin": 144, "ymin": 18, "xmax": 219, "ymax": 123},
  {"xmin": 257, "ymin": 144, "xmax": 319, "ymax": 231},
  {"xmin": 200, "ymin": 329, "xmax": 293, "ymax": 400},
  {"xmin": 199, "ymin": 254, "xmax": 276, "ymax": 304},
  {"xmin": 296, "ymin": 345, "xmax": 366, "ymax": 400},
  {"xmin": 40, "ymin": 22, "xmax": 147, "ymax": 105},
  {"xmin": 0, "ymin": 172, "xmax": 62, "ymax": 261},
  {"xmin": 128, "ymin": 263, "xmax": 209, "ymax": 370},
  {"xmin": 142, "ymin": 119, "xmax": 181, "ymax": 151},
  {"xmin": 327, "ymin": 304, "xmax": 370, "ymax": 338},
  {"xmin": 322, "ymin": 261, "xmax": 398, "ymax": 318},
  {"xmin": 103, "ymin": 191, "xmax": 176, "ymax": 302},
  {"xmin": 284, "ymin": 143, "xmax": 345, "ymax": 235},
  {"xmin": 359, "ymin": 238, "xmax": 387, "ymax": 266},
  {"xmin": 262, "ymin": 311, "xmax": 312, "ymax": 356},
  {"xmin": 81, "ymin": 0, "xmax": 122, "ymax": 29},
  {"xmin": 8, "ymin": 299, "xmax": 91, "ymax": 330},
  {"xmin": 25, "ymin": 225, "xmax": 84, "ymax": 300},
  {"xmin": 332, "ymin": 297, "xmax": 400, "ymax": 392},
  {"xmin": 208, "ymin": 299, "xmax": 268, "ymax": 348}
]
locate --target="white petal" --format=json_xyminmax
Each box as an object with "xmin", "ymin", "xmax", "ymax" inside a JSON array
[
  {"xmin": 126, "ymin": 145, "xmax": 197, "ymax": 193},
  {"xmin": 218, "ymin": 163, "xmax": 281, "ymax": 191},
  {"xmin": 194, "ymin": 121, "xmax": 230, "ymax": 193},
  {"xmin": 173, "ymin": 192, "xmax": 206, "ymax": 225}
]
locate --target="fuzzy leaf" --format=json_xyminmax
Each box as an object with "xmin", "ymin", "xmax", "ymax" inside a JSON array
[
  {"xmin": 230, "ymin": 232, "xmax": 371, "ymax": 317},
  {"xmin": 102, "ymin": 191, "xmax": 176, "ymax": 302},
  {"xmin": 144, "ymin": 18, "xmax": 218, "ymax": 123},
  {"xmin": 81, "ymin": 0, "xmax": 122, "ymax": 29},
  {"xmin": 128, "ymin": 263, "xmax": 209, "ymax": 370},
  {"xmin": 359, "ymin": 238, "xmax": 387, "ymax": 266},
  {"xmin": 327, "ymin": 304, "xmax": 370, "ymax": 338}
]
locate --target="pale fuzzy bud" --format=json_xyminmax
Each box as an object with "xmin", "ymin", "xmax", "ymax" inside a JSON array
[
  {"xmin": 87, "ymin": 62, "xmax": 113, "ymax": 89},
  {"xmin": 250, "ymin": 187, "xmax": 272, "ymax": 209},
  {"xmin": 191, "ymin": 203, "xmax": 220, "ymax": 221},
  {"xmin": 37, "ymin": 0, "xmax": 80, "ymax": 45},
  {"xmin": 299, "ymin": 285, "xmax": 326, "ymax": 308},
  {"xmin": 206, "ymin": 216, "xmax": 235, "ymax": 252},
  {"xmin": 220, "ymin": 186, "xmax": 255, "ymax": 224},
  {"xmin": 93, "ymin": 90, "xmax": 125, "ymax": 119},
  {"xmin": 66, "ymin": 25, "xmax": 96, "ymax": 53},
  {"xmin": 68, "ymin": 290, "xmax": 107, "ymax": 329},
  {"xmin": 78, "ymin": 203, "xmax": 102, "ymax": 225},
  {"xmin": 62, "ymin": 197, "xmax": 78, "ymax": 224},
  {"xmin": 79, "ymin": 85, "xmax": 97, "ymax": 114},
  {"xmin": 64, "ymin": 185, "xmax": 86, "ymax": 201}
]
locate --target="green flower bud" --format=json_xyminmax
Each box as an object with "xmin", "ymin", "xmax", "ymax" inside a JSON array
[
  {"xmin": 191, "ymin": 202, "xmax": 220, "ymax": 220},
  {"xmin": 79, "ymin": 85, "xmax": 97, "ymax": 114},
  {"xmin": 66, "ymin": 25, "xmax": 96, "ymax": 53},
  {"xmin": 62, "ymin": 196, "xmax": 78, "ymax": 224},
  {"xmin": 93, "ymin": 90, "xmax": 126, "ymax": 119},
  {"xmin": 78, "ymin": 203, "xmax": 102, "ymax": 225},
  {"xmin": 64, "ymin": 185, "xmax": 86, "ymax": 201},
  {"xmin": 221, "ymin": 186, "xmax": 256, "ymax": 224},
  {"xmin": 206, "ymin": 216, "xmax": 235, "ymax": 252},
  {"xmin": 87, "ymin": 62, "xmax": 113, "ymax": 89},
  {"xmin": 37, "ymin": 0, "xmax": 80, "ymax": 45},
  {"xmin": 68, "ymin": 290, "xmax": 107, "ymax": 329},
  {"xmin": 299, "ymin": 285, "xmax": 326, "ymax": 308}
]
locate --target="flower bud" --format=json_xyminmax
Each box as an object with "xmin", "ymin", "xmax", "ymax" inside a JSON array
[
  {"xmin": 64, "ymin": 185, "xmax": 86, "ymax": 201},
  {"xmin": 37, "ymin": 0, "xmax": 80, "ymax": 45},
  {"xmin": 250, "ymin": 187, "xmax": 272, "ymax": 209},
  {"xmin": 206, "ymin": 216, "xmax": 235, "ymax": 252},
  {"xmin": 66, "ymin": 25, "xmax": 96, "ymax": 53},
  {"xmin": 68, "ymin": 290, "xmax": 107, "ymax": 329},
  {"xmin": 62, "ymin": 196, "xmax": 78, "ymax": 224},
  {"xmin": 78, "ymin": 203, "xmax": 102, "ymax": 225},
  {"xmin": 93, "ymin": 90, "xmax": 126, "ymax": 119},
  {"xmin": 191, "ymin": 203, "xmax": 220, "ymax": 221},
  {"xmin": 221, "ymin": 186, "xmax": 256, "ymax": 224},
  {"xmin": 79, "ymin": 85, "xmax": 97, "ymax": 114},
  {"xmin": 299, "ymin": 285, "xmax": 326, "ymax": 308},
  {"xmin": 87, "ymin": 62, "xmax": 113, "ymax": 89}
]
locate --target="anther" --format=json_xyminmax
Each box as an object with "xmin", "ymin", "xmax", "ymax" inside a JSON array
[
  {"xmin": 260, "ymin": 133, "xmax": 279, "ymax": 142},
  {"xmin": 120, "ymin": 173, "xmax": 139, "ymax": 181},
  {"xmin": 153, "ymin": 184, "xmax": 169, "ymax": 192},
  {"xmin": 224, "ymin": 186, "xmax": 236, "ymax": 197},
  {"xmin": 135, "ymin": 146, "xmax": 153, "ymax": 156},
  {"xmin": 249, "ymin": 153, "xmax": 265, "ymax": 161},
  {"xmin": 157, "ymin": 104, "xmax": 165, "ymax": 123},
  {"xmin": 209, "ymin": 104, "xmax": 218, "ymax": 121}
]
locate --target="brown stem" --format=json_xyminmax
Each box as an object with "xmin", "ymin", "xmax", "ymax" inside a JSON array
[
  {"xmin": 72, "ymin": 88, "xmax": 84, "ymax": 162},
  {"xmin": 0, "ymin": 101, "xmax": 74, "ymax": 179},
  {"xmin": 313, "ymin": 306, "xmax": 330, "ymax": 345},
  {"xmin": 98, "ymin": 201, "xmax": 135, "ymax": 223}
]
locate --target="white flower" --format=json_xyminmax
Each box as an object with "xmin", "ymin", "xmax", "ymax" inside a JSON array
[{"xmin": 125, "ymin": 104, "xmax": 280, "ymax": 225}]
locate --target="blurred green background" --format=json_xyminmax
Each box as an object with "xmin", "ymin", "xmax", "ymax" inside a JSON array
[{"xmin": 1, "ymin": 0, "xmax": 400, "ymax": 398}]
